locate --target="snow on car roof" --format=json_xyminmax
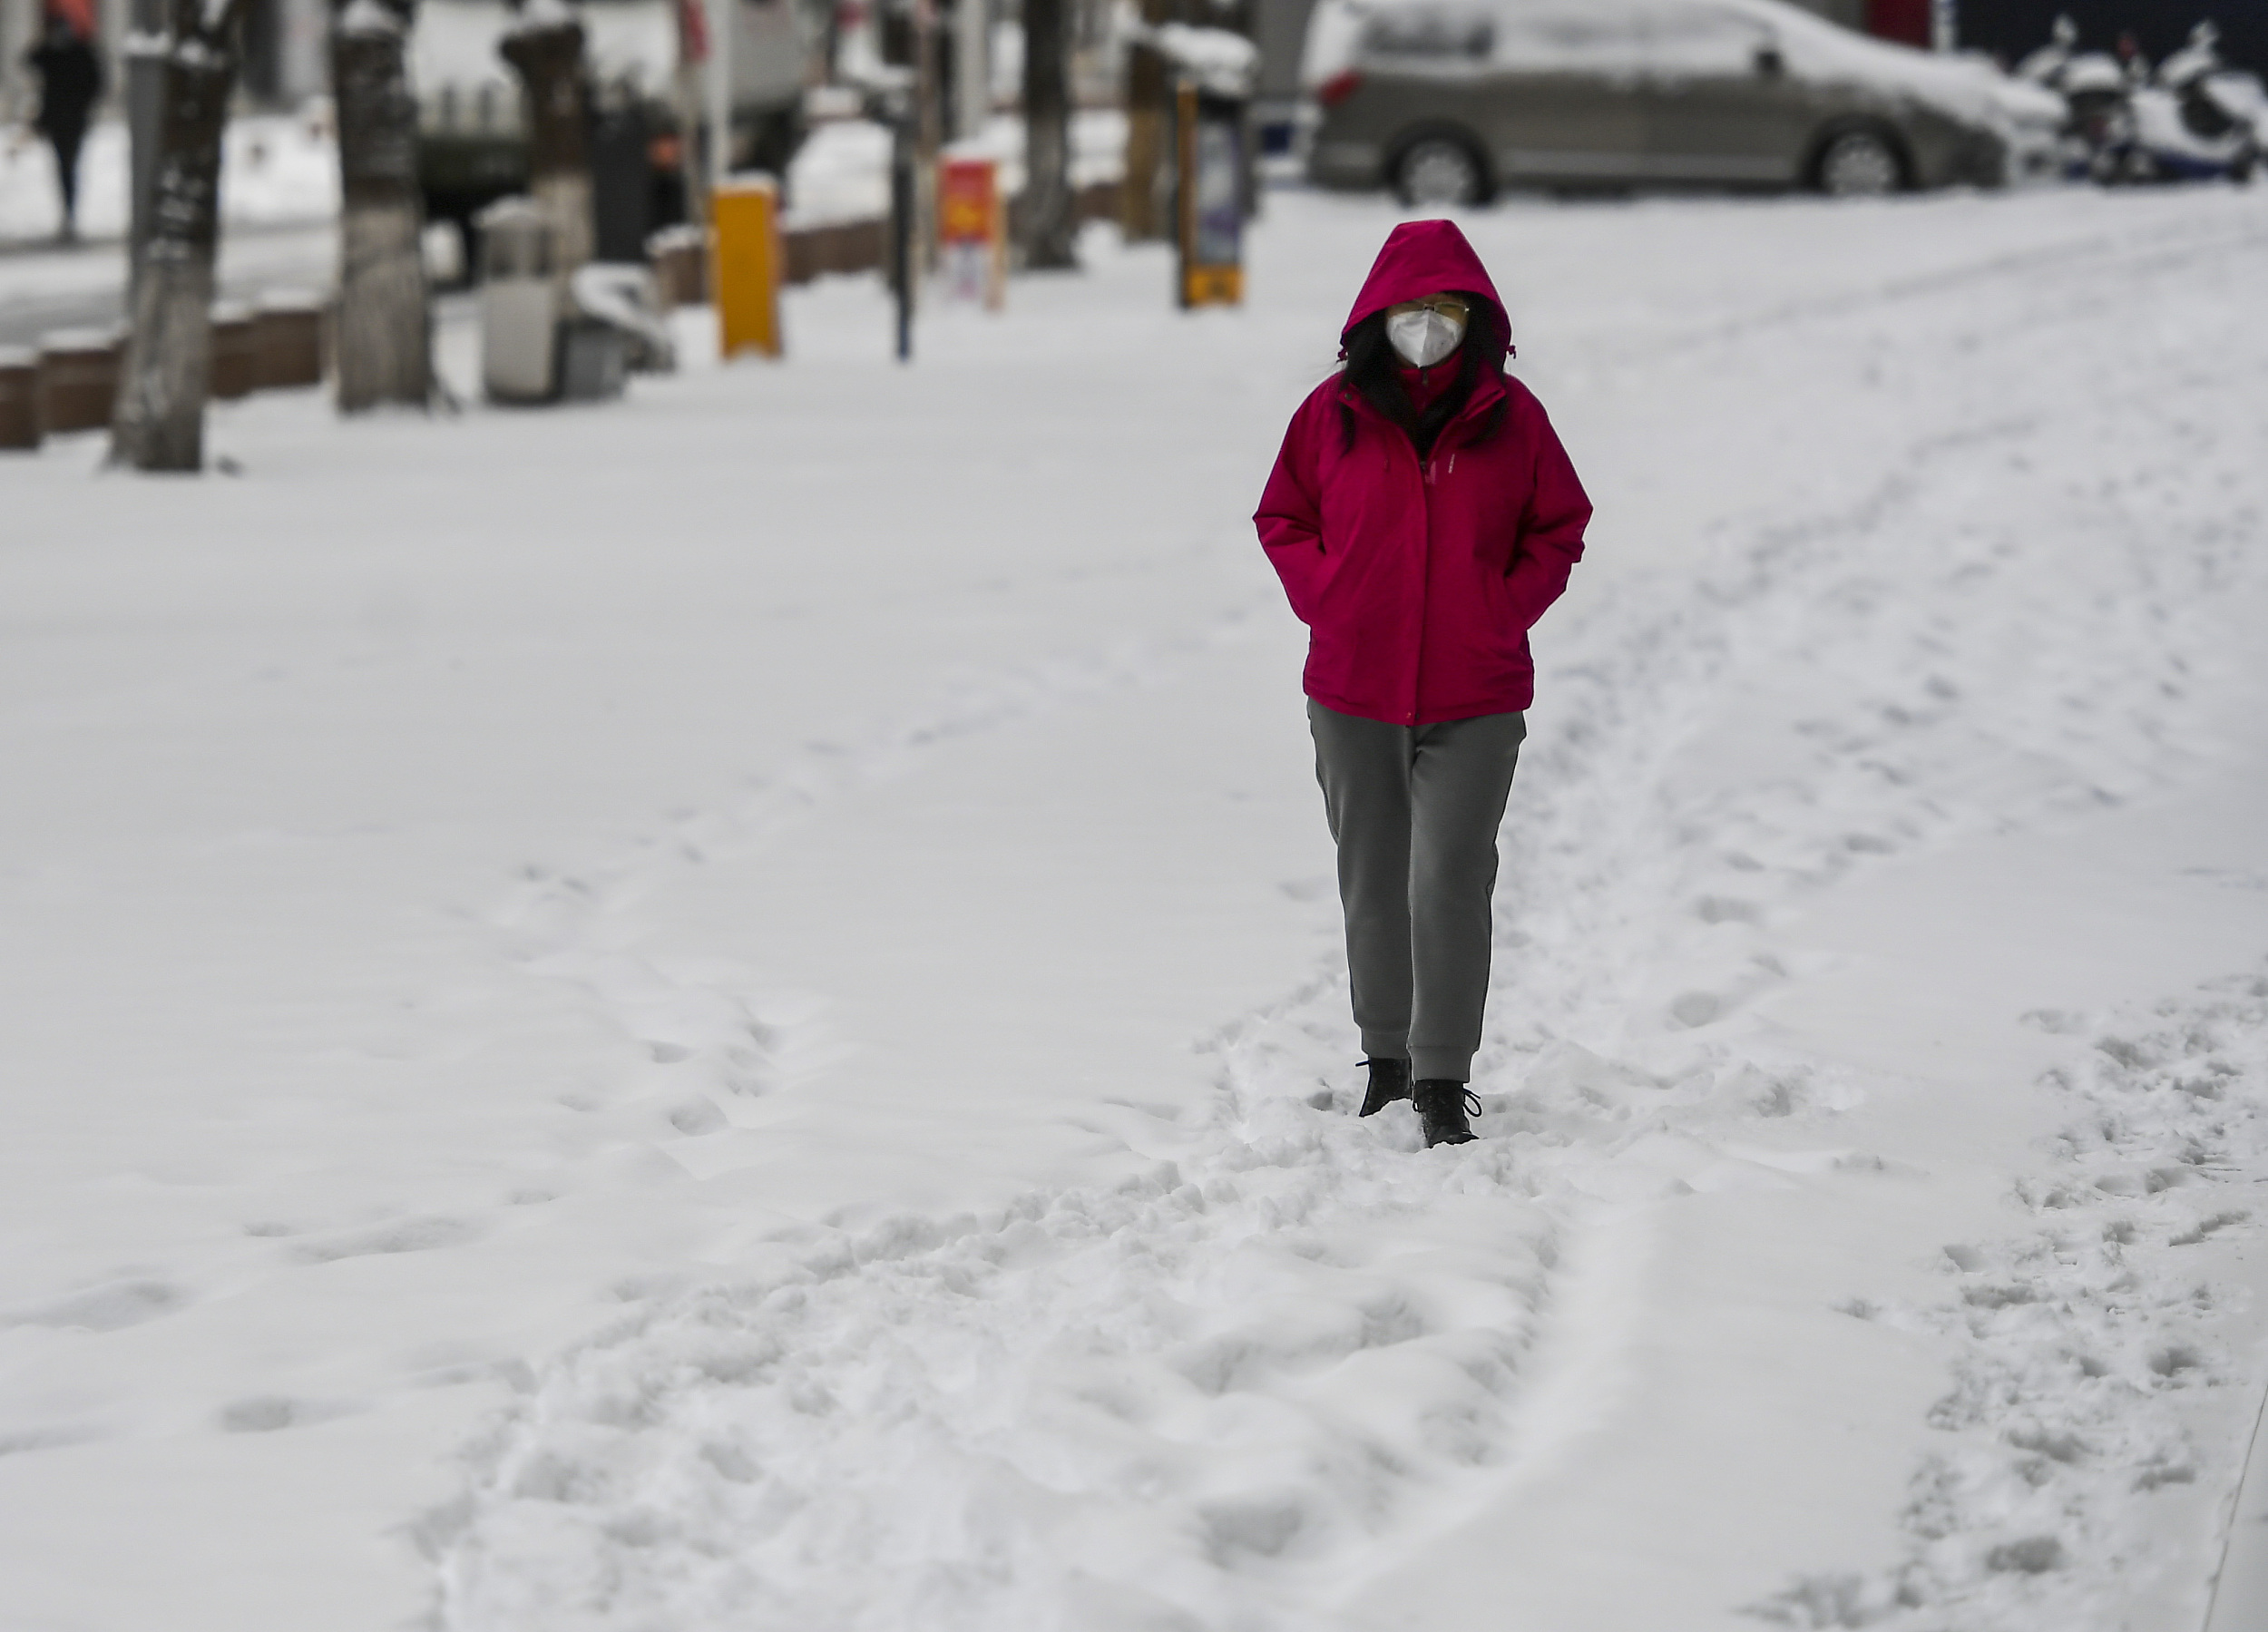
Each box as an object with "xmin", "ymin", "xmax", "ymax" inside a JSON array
[{"xmin": 1305, "ymin": 0, "xmax": 2027, "ymax": 127}]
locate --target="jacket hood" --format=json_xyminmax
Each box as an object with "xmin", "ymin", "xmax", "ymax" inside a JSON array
[{"xmin": 1341, "ymin": 219, "xmax": 1511, "ymax": 355}]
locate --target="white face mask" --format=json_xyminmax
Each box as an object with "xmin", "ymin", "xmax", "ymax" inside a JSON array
[{"xmin": 1386, "ymin": 308, "xmax": 1466, "ymax": 368}]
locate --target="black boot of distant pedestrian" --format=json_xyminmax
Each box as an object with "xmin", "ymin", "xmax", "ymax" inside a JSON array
[
  {"xmin": 1357, "ymin": 1055, "xmax": 1411, "ymax": 1117},
  {"xmin": 24, "ymin": 13, "xmax": 103, "ymax": 245},
  {"xmin": 1413, "ymin": 1080, "xmax": 1481, "ymax": 1147}
]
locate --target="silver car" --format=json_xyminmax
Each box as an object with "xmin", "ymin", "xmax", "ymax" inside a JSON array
[{"xmin": 1303, "ymin": 0, "xmax": 2058, "ymax": 201}]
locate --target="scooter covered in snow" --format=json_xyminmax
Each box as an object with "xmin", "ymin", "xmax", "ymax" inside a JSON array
[
  {"xmin": 2018, "ymin": 15, "xmax": 2141, "ymax": 182},
  {"xmin": 2100, "ymin": 22, "xmax": 2262, "ymax": 185}
]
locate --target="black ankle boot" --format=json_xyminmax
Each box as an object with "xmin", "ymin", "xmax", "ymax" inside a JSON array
[
  {"xmin": 1357, "ymin": 1056, "xmax": 1412, "ymax": 1117},
  {"xmin": 1413, "ymin": 1080, "xmax": 1481, "ymax": 1147}
]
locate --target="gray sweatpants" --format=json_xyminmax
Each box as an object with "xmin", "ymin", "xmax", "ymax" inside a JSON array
[{"xmin": 1308, "ymin": 699, "xmax": 1526, "ymax": 1083}]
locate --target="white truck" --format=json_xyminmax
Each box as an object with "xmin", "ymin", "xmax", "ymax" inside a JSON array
[{"xmin": 412, "ymin": 0, "xmax": 816, "ymax": 252}]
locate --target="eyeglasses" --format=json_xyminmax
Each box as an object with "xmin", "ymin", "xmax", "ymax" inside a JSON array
[{"xmin": 1388, "ymin": 295, "xmax": 1471, "ymax": 320}]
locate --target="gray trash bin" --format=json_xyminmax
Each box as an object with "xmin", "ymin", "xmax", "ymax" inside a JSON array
[
  {"xmin": 570, "ymin": 262, "xmax": 675, "ymax": 376},
  {"xmin": 558, "ymin": 319, "xmax": 628, "ymax": 402}
]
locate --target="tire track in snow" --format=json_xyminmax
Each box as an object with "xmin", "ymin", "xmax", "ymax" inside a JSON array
[{"xmin": 426, "ymin": 210, "xmax": 2268, "ymax": 1630}]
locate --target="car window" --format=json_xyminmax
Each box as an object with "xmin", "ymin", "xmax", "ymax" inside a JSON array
[
  {"xmin": 1644, "ymin": 5, "xmax": 1775, "ymax": 76},
  {"xmin": 1360, "ymin": 6, "xmax": 1496, "ymax": 64},
  {"xmin": 1489, "ymin": 0, "xmax": 1648, "ymax": 75}
]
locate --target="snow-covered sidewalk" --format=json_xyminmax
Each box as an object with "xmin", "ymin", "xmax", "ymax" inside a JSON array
[
  {"xmin": 5, "ymin": 184, "xmax": 2267, "ymax": 1632},
  {"xmin": 0, "ymin": 112, "xmax": 340, "ymax": 247}
]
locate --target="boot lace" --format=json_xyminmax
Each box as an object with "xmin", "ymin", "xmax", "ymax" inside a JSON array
[{"xmin": 1413, "ymin": 1081, "xmax": 1482, "ymax": 1119}]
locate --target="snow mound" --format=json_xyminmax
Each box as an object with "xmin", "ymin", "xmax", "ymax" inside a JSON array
[{"xmin": 431, "ymin": 1106, "xmax": 1556, "ymax": 1631}]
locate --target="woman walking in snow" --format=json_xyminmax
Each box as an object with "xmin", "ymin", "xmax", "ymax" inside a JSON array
[{"xmin": 1254, "ymin": 219, "xmax": 1590, "ymax": 1148}]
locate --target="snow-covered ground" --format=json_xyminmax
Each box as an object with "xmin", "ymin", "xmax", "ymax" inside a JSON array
[
  {"xmin": 0, "ymin": 220, "xmax": 337, "ymax": 349},
  {"xmin": 1, "ymin": 112, "xmax": 340, "ymax": 347},
  {"xmin": 0, "ymin": 112, "xmax": 340, "ymax": 246},
  {"xmin": 4, "ymin": 182, "xmax": 2268, "ymax": 1632}
]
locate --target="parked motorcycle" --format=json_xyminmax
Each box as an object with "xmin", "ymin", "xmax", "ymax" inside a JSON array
[
  {"xmin": 2105, "ymin": 22, "xmax": 2260, "ymax": 185},
  {"xmin": 2017, "ymin": 15, "xmax": 2140, "ymax": 182},
  {"xmin": 2015, "ymin": 14, "xmax": 2078, "ymax": 89}
]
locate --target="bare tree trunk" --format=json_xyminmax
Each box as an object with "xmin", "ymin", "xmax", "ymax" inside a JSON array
[
  {"xmin": 1019, "ymin": 0, "xmax": 1075, "ymax": 269},
  {"xmin": 331, "ymin": 0, "xmax": 432, "ymax": 411},
  {"xmin": 110, "ymin": 0, "xmax": 250, "ymax": 473},
  {"xmin": 1119, "ymin": 0, "xmax": 1171, "ymax": 242},
  {"xmin": 1119, "ymin": 46, "xmax": 1167, "ymax": 241},
  {"xmin": 501, "ymin": 6, "xmax": 594, "ymax": 276}
]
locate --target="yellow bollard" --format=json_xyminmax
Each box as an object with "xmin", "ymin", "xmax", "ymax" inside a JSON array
[{"xmin": 713, "ymin": 175, "xmax": 784, "ymax": 358}]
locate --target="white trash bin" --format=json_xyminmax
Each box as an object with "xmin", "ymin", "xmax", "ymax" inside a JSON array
[{"xmin": 477, "ymin": 199, "xmax": 562, "ymax": 404}]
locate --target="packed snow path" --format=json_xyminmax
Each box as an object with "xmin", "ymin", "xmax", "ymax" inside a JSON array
[{"xmin": 5, "ymin": 187, "xmax": 2268, "ymax": 1632}]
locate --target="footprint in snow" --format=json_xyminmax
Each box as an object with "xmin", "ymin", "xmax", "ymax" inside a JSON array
[
  {"xmin": 5, "ymin": 1277, "xmax": 186, "ymax": 1333},
  {"xmin": 666, "ymin": 1097, "xmax": 728, "ymax": 1136},
  {"xmin": 0, "ymin": 1425, "xmax": 103, "ymax": 1456},
  {"xmin": 291, "ymin": 1216, "xmax": 485, "ymax": 1264},
  {"xmin": 218, "ymin": 1395, "xmax": 354, "ymax": 1433}
]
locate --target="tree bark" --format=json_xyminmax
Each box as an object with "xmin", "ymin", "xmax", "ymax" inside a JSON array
[
  {"xmin": 1119, "ymin": 0, "xmax": 1175, "ymax": 242},
  {"xmin": 110, "ymin": 0, "xmax": 251, "ymax": 473},
  {"xmin": 501, "ymin": 8, "xmax": 594, "ymax": 276},
  {"xmin": 1018, "ymin": 0, "xmax": 1076, "ymax": 269},
  {"xmin": 331, "ymin": 0, "xmax": 432, "ymax": 412},
  {"xmin": 1120, "ymin": 40, "xmax": 1167, "ymax": 241}
]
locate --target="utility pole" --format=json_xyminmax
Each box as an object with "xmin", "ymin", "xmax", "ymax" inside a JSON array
[
  {"xmin": 705, "ymin": 0, "xmax": 732, "ymax": 188},
  {"xmin": 889, "ymin": 94, "xmax": 914, "ymax": 357},
  {"xmin": 952, "ymin": 0, "xmax": 987, "ymax": 141},
  {"xmin": 123, "ymin": 0, "xmax": 166, "ymax": 295},
  {"xmin": 330, "ymin": 0, "xmax": 433, "ymax": 411},
  {"xmin": 913, "ymin": 0, "xmax": 940, "ymax": 269},
  {"xmin": 670, "ymin": 0, "xmax": 706, "ymax": 226},
  {"xmin": 109, "ymin": 0, "xmax": 253, "ymax": 471}
]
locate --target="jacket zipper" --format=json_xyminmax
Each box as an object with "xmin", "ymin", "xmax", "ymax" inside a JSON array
[{"xmin": 1339, "ymin": 386, "xmax": 1492, "ymax": 725}]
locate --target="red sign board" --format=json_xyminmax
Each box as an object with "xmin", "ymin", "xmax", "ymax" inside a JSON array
[{"xmin": 937, "ymin": 157, "xmax": 1005, "ymax": 309}]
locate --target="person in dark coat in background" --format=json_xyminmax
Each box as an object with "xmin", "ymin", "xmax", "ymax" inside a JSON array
[
  {"xmin": 23, "ymin": 11, "xmax": 104, "ymax": 243},
  {"xmin": 1254, "ymin": 220, "xmax": 1591, "ymax": 1149}
]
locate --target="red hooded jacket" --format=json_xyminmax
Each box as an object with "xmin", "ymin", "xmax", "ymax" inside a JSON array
[{"xmin": 1254, "ymin": 220, "xmax": 1590, "ymax": 726}]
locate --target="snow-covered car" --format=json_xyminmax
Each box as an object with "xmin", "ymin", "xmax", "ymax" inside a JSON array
[{"xmin": 1302, "ymin": 0, "xmax": 2065, "ymax": 201}]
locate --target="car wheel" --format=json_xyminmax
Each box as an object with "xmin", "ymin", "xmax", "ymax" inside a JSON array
[
  {"xmin": 1394, "ymin": 136, "xmax": 1486, "ymax": 207},
  {"xmin": 1815, "ymin": 129, "xmax": 1902, "ymax": 197}
]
